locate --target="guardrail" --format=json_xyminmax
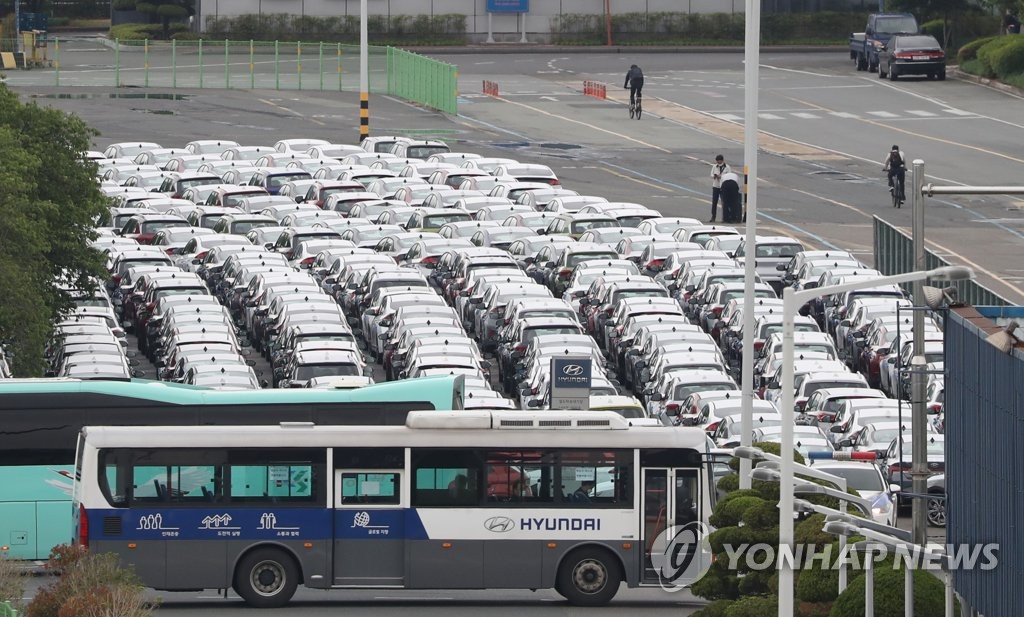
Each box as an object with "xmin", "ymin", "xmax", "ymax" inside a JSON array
[
  {"xmin": 873, "ymin": 216, "xmax": 1011, "ymax": 307},
  {"xmin": 2, "ymin": 37, "xmax": 458, "ymax": 114}
]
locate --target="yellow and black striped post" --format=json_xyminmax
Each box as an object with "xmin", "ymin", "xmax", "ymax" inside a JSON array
[{"xmin": 359, "ymin": 92, "xmax": 369, "ymax": 140}]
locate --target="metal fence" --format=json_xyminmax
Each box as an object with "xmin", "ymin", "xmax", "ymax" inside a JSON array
[
  {"xmin": 873, "ymin": 215, "xmax": 1011, "ymax": 307},
  {"xmin": 2, "ymin": 37, "xmax": 458, "ymax": 114},
  {"xmin": 945, "ymin": 305, "xmax": 1024, "ymax": 617}
]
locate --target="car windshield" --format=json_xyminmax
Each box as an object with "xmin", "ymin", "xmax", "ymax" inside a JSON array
[
  {"xmin": 755, "ymin": 244, "xmax": 803, "ymax": 258},
  {"xmin": 804, "ymin": 381, "xmax": 863, "ymax": 396},
  {"xmin": 876, "ymin": 16, "xmax": 919, "ymax": 35},
  {"xmin": 408, "ymin": 146, "xmax": 449, "ymax": 159},
  {"xmin": 572, "ymin": 220, "xmax": 616, "ymax": 233},
  {"xmin": 869, "ymin": 428, "xmax": 900, "ymax": 444},
  {"xmin": 821, "ymin": 467, "xmax": 884, "ymax": 492},
  {"xmin": 231, "ymin": 220, "xmax": 275, "ymax": 234},
  {"xmin": 673, "ymin": 382, "xmax": 735, "ymax": 399},
  {"xmin": 567, "ymin": 252, "xmax": 618, "ymax": 268},
  {"xmin": 521, "ymin": 309, "xmax": 576, "ymax": 321},
  {"xmin": 180, "ymin": 178, "xmax": 220, "ymax": 190},
  {"xmin": 523, "ymin": 327, "xmax": 580, "ymax": 343},
  {"xmin": 199, "ymin": 215, "xmax": 225, "ymax": 229},
  {"xmin": 613, "ymin": 289, "xmax": 667, "ymax": 302},
  {"xmin": 425, "ymin": 213, "xmax": 471, "ymax": 227},
  {"xmin": 269, "ymin": 173, "xmax": 311, "ymax": 189},
  {"xmin": 142, "ymin": 221, "xmax": 189, "ymax": 233},
  {"xmin": 294, "ymin": 363, "xmax": 360, "ymax": 380},
  {"xmin": 224, "ymin": 192, "xmax": 267, "ymax": 207}
]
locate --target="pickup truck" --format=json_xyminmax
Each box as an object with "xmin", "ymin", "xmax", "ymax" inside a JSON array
[{"xmin": 849, "ymin": 13, "xmax": 920, "ymax": 72}]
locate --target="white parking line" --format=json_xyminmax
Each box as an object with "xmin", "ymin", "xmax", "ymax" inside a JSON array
[
  {"xmin": 866, "ymin": 111, "xmax": 899, "ymax": 118},
  {"xmin": 944, "ymin": 108, "xmax": 975, "ymax": 116},
  {"xmin": 830, "ymin": 112, "xmax": 859, "ymax": 118},
  {"xmin": 907, "ymin": 110, "xmax": 938, "ymax": 117},
  {"xmin": 714, "ymin": 113, "xmax": 743, "ymax": 122},
  {"xmin": 791, "ymin": 112, "xmax": 820, "ymax": 119},
  {"xmin": 758, "ymin": 113, "xmax": 784, "ymax": 120}
]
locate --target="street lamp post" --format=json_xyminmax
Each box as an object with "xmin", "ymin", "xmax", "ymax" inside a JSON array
[
  {"xmin": 359, "ymin": 0, "xmax": 369, "ymax": 141},
  {"xmin": 778, "ymin": 265, "xmax": 974, "ymax": 617}
]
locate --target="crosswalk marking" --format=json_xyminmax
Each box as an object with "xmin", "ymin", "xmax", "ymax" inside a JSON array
[
  {"xmin": 831, "ymin": 112, "xmax": 859, "ymax": 119},
  {"xmin": 867, "ymin": 111, "xmax": 899, "ymax": 118},
  {"xmin": 907, "ymin": 110, "xmax": 938, "ymax": 117},
  {"xmin": 714, "ymin": 113, "xmax": 743, "ymax": 122},
  {"xmin": 759, "ymin": 113, "xmax": 784, "ymax": 120},
  {"xmin": 791, "ymin": 112, "xmax": 819, "ymax": 119},
  {"xmin": 943, "ymin": 108, "xmax": 975, "ymax": 116},
  {"xmin": 702, "ymin": 109, "xmax": 976, "ymax": 124}
]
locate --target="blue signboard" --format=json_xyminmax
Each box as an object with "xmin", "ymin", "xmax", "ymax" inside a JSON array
[
  {"xmin": 551, "ymin": 358, "xmax": 592, "ymax": 390},
  {"xmin": 486, "ymin": 0, "xmax": 529, "ymax": 13}
]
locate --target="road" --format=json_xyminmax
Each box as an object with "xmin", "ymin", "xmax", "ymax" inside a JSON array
[
  {"xmin": 18, "ymin": 577, "xmax": 705, "ymax": 615},
  {"xmin": 19, "ymin": 50, "xmax": 1023, "ymax": 303}
]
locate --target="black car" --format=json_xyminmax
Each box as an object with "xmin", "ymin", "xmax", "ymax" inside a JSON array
[{"xmin": 878, "ymin": 34, "xmax": 946, "ymax": 81}]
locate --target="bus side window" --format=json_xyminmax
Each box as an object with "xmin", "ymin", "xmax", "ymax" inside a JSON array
[{"xmin": 411, "ymin": 449, "xmax": 482, "ymax": 507}]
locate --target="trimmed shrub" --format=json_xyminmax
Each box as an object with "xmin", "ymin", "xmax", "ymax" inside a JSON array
[
  {"xmin": 741, "ymin": 498, "xmax": 779, "ymax": 532},
  {"xmin": 796, "ymin": 560, "xmax": 840, "ymax": 603},
  {"xmin": 976, "ymin": 35, "xmax": 1019, "ymax": 76},
  {"xmin": 794, "ymin": 513, "xmax": 833, "ymax": 547},
  {"xmin": 691, "ymin": 560, "xmax": 741, "ymax": 600},
  {"xmin": 798, "ymin": 601, "xmax": 834, "ymax": 617},
  {"xmin": 710, "ymin": 495, "xmax": 766, "ymax": 528},
  {"xmin": 692, "ymin": 599, "xmax": 734, "ymax": 617},
  {"xmin": 725, "ymin": 595, "xmax": 778, "ymax": 617},
  {"xmin": 989, "ymin": 36, "xmax": 1024, "ymax": 78},
  {"xmin": 957, "ymin": 35, "xmax": 1000, "ymax": 63},
  {"xmin": 202, "ymin": 13, "xmax": 466, "ymax": 44},
  {"xmin": 829, "ymin": 564, "xmax": 956, "ymax": 617},
  {"xmin": 717, "ymin": 473, "xmax": 739, "ymax": 494}
]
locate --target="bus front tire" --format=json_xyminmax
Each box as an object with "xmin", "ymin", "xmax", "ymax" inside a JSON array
[
  {"xmin": 234, "ymin": 548, "xmax": 299, "ymax": 608},
  {"xmin": 556, "ymin": 547, "xmax": 621, "ymax": 606}
]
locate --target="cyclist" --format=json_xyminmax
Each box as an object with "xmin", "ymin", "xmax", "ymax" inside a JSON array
[
  {"xmin": 883, "ymin": 144, "xmax": 906, "ymax": 205},
  {"xmin": 624, "ymin": 64, "xmax": 644, "ymax": 108}
]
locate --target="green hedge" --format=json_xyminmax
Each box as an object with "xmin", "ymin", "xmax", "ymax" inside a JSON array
[
  {"xmin": 976, "ymin": 35, "xmax": 1020, "ymax": 76},
  {"xmin": 550, "ymin": 11, "xmax": 864, "ymax": 45},
  {"xmin": 829, "ymin": 564, "xmax": 956, "ymax": 617},
  {"xmin": 109, "ymin": 22, "xmax": 188, "ymax": 40},
  {"xmin": 957, "ymin": 35, "xmax": 1000, "ymax": 63},
  {"xmin": 989, "ymin": 36, "xmax": 1024, "ymax": 77},
  {"xmin": 202, "ymin": 13, "xmax": 467, "ymax": 45}
]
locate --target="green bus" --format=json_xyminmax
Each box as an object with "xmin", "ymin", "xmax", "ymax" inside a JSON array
[{"xmin": 0, "ymin": 376, "xmax": 464, "ymax": 560}]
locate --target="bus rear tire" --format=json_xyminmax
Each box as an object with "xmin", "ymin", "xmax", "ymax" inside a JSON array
[
  {"xmin": 556, "ymin": 547, "xmax": 621, "ymax": 606},
  {"xmin": 234, "ymin": 548, "xmax": 299, "ymax": 608}
]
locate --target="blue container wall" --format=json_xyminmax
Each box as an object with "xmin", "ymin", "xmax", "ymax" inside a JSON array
[{"xmin": 946, "ymin": 310, "xmax": 1024, "ymax": 616}]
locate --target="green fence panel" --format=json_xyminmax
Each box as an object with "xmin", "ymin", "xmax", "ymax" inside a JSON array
[{"xmin": 873, "ymin": 216, "xmax": 1010, "ymax": 307}]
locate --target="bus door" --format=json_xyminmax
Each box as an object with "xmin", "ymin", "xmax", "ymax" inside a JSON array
[
  {"xmin": 333, "ymin": 469, "xmax": 406, "ymax": 586},
  {"xmin": 640, "ymin": 468, "xmax": 701, "ymax": 585}
]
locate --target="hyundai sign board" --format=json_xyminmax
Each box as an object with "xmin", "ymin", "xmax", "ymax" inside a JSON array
[
  {"xmin": 487, "ymin": 0, "xmax": 529, "ymax": 12},
  {"xmin": 550, "ymin": 357, "xmax": 592, "ymax": 410}
]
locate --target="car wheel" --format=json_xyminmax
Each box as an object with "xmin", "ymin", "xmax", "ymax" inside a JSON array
[
  {"xmin": 938, "ymin": 68, "xmax": 946, "ymax": 81},
  {"xmin": 556, "ymin": 547, "xmax": 621, "ymax": 607},
  {"xmin": 857, "ymin": 52, "xmax": 868, "ymax": 71},
  {"xmin": 233, "ymin": 548, "xmax": 300, "ymax": 608},
  {"xmin": 890, "ymin": 66, "xmax": 898, "ymax": 81},
  {"xmin": 927, "ymin": 491, "xmax": 946, "ymax": 527}
]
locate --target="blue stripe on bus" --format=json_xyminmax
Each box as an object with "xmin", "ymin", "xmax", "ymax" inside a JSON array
[{"xmin": 88, "ymin": 507, "xmax": 429, "ymax": 541}]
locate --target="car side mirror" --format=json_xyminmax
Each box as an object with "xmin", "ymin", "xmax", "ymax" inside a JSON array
[
  {"xmin": 889, "ymin": 484, "xmax": 902, "ymax": 493},
  {"xmin": 830, "ymin": 425, "xmax": 846, "ymax": 433},
  {"xmin": 648, "ymin": 391, "xmax": 663, "ymax": 401},
  {"xmin": 544, "ymin": 261, "xmax": 555, "ymax": 269},
  {"xmin": 776, "ymin": 263, "xmax": 788, "ymax": 271},
  {"xmin": 526, "ymin": 399, "xmax": 542, "ymax": 408},
  {"xmin": 838, "ymin": 439, "xmax": 853, "ymax": 448}
]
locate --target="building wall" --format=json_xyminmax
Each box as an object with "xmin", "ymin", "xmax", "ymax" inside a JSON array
[{"xmin": 945, "ymin": 305, "xmax": 1024, "ymax": 617}]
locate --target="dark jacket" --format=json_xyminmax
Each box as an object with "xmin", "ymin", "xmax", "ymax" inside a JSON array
[{"xmin": 624, "ymin": 67, "xmax": 644, "ymax": 89}]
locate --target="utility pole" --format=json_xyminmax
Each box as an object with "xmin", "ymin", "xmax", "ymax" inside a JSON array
[
  {"xmin": 358, "ymin": 0, "xmax": 369, "ymax": 142},
  {"xmin": 910, "ymin": 159, "xmax": 928, "ymax": 546}
]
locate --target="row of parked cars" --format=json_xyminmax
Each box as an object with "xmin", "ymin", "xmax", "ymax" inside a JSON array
[{"xmin": 41, "ymin": 133, "xmax": 949, "ymax": 526}]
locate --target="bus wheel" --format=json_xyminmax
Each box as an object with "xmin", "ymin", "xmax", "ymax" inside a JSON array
[
  {"xmin": 557, "ymin": 548, "xmax": 621, "ymax": 606},
  {"xmin": 234, "ymin": 548, "xmax": 299, "ymax": 608}
]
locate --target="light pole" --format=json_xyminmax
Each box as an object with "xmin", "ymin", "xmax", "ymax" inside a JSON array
[
  {"xmin": 777, "ymin": 265, "xmax": 974, "ymax": 617},
  {"xmin": 359, "ymin": 0, "xmax": 369, "ymax": 141},
  {"xmin": 738, "ymin": 0, "xmax": 761, "ymax": 492}
]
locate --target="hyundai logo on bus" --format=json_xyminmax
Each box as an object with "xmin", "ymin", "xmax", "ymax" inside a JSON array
[
  {"xmin": 484, "ymin": 516, "xmax": 516, "ymax": 532},
  {"xmin": 550, "ymin": 357, "xmax": 592, "ymax": 410}
]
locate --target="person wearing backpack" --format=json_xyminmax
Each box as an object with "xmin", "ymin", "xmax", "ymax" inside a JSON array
[{"xmin": 883, "ymin": 144, "xmax": 907, "ymax": 206}]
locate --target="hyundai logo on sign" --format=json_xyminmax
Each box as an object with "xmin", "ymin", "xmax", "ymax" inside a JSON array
[
  {"xmin": 484, "ymin": 516, "xmax": 516, "ymax": 532},
  {"xmin": 551, "ymin": 357, "xmax": 592, "ymax": 390}
]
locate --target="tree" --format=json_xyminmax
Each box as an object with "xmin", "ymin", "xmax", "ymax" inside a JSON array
[
  {"xmin": 131, "ymin": 0, "xmax": 194, "ymax": 38},
  {"xmin": 0, "ymin": 84, "xmax": 108, "ymax": 377}
]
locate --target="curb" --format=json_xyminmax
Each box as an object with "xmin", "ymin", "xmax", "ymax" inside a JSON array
[{"xmin": 951, "ymin": 66, "xmax": 1024, "ymax": 97}]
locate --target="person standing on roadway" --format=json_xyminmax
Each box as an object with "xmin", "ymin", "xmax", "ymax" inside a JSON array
[
  {"xmin": 709, "ymin": 154, "xmax": 732, "ymax": 222},
  {"xmin": 623, "ymin": 64, "xmax": 644, "ymax": 108}
]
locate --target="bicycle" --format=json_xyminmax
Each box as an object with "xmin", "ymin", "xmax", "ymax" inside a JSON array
[
  {"xmin": 629, "ymin": 92, "xmax": 642, "ymax": 120},
  {"xmin": 884, "ymin": 166, "xmax": 906, "ymax": 208}
]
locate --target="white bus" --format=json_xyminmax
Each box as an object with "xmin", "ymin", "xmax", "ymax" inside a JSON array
[{"xmin": 74, "ymin": 410, "xmax": 713, "ymax": 607}]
